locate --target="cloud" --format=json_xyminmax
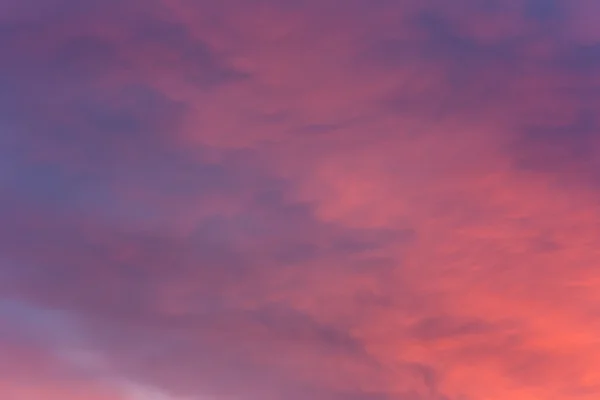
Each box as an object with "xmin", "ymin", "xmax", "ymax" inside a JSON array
[{"xmin": 1, "ymin": 1, "xmax": 600, "ymax": 400}]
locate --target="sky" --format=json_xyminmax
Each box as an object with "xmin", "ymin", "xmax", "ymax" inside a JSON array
[{"xmin": 1, "ymin": 0, "xmax": 600, "ymax": 399}]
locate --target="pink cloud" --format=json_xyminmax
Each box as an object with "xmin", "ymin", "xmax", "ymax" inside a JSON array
[{"xmin": 1, "ymin": 1, "xmax": 600, "ymax": 400}]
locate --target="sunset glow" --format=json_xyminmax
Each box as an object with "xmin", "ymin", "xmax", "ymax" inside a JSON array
[{"xmin": 1, "ymin": 1, "xmax": 600, "ymax": 399}]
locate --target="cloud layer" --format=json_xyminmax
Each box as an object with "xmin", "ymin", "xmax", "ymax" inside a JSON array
[{"xmin": 1, "ymin": 1, "xmax": 600, "ymax": 399}]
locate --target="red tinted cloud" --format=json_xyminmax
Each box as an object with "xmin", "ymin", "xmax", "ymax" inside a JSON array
[{"xmin": 1, "ymin": 1, "xmax": 600, "ymax": 400}]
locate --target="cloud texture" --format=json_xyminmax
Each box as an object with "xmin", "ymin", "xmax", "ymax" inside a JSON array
[{"xmin": 1, "ymin": 0, "xmax": 600, "ymax": 399}]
